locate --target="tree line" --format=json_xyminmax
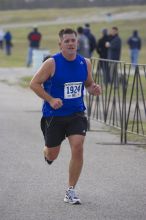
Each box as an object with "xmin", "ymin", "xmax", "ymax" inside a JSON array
[{"xmin": 0, "ymin": 0, "xmax": 146, "ymax": 10}]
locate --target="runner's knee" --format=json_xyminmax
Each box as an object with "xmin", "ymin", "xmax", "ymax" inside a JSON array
[{"xmin": 43, "ymin": 146, "xmax": 60, "ymax": 161}]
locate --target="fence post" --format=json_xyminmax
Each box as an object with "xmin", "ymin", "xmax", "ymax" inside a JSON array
[{"xmin": 121, "ymin": 63, "xmax": 127, "ymax": 144}]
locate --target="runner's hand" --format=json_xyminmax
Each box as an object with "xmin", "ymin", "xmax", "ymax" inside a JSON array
[
  {"xmin": 49, "ymin": 98, "xmax": 63, "ymax": 109},
  {"xmin": 88, "ymin": 83, "xmax": 101, "ymax": 96}
]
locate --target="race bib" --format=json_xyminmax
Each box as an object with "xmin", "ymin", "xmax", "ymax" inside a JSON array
[{"xmin": 64, "ymin": 82, "xmax": 82, "ymax": 99}]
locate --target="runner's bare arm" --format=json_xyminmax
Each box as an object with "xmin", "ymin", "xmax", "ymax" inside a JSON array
[
  {"xmin": 84, "ymin": 58, "xmax": 101, "ymax": 96},
  {"xmin": 30, "ymin": 58, "xmax": 63, "ymax": 109}
]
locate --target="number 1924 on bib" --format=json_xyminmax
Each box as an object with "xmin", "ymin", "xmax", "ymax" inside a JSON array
[{"xmin": 64, "ymin": 82, "xmax": 83, "ymax": 99}]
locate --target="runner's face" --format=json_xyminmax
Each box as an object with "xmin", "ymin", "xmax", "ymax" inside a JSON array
[{"xmin": 59, "ymin": 33, "xmax": 78, "ymax": 55}]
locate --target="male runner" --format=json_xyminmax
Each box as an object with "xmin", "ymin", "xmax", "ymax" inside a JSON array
[{"xmin": 30, "ymin": 28, "xmax": 101, "ymax": 204}]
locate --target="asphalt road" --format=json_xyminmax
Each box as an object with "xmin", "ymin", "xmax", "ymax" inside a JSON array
[{"xmin": 0, "ymin": 69, "xmax": 146, "ymax": 220}]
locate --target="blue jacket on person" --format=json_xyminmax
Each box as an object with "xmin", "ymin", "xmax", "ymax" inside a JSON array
[
  {"xmin": 4, "ymin": 31, "xmax": 12, "ymax": 44},
  {"xmin": 127, "ymin": 30, "xmax": 141, "ymax": 50}
]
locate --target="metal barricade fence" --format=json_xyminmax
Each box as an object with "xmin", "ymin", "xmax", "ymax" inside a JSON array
[
  {"xmin": 123, "ymin": 63, "xmax": 146, "ymax": 143},
  {"xmin": 86, "ymin": 58, "xmax": 146, "ymax": 144}
]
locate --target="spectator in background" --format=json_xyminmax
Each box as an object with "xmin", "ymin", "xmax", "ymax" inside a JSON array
[
  {"xmin": 105, "ymin": 27, "xmax": 122, "ymax": 87},
  {"xmin": 84, "ymin": 23, "xmax": 96, "ymax": 57},
  {"xmin": 127, "ymin": 30, "xmax": 141, "ymax": 66},
  {"xmin": 96, "ymin": 28, "xmax": 110, "ymax": 84},
  {"xmin": 96, "ymin": 28, "xmax": 109, "ymax": 60},
  {"xmin": 106, "ymin": 26, "xmax": 122, "ymax": 61},
  {"xmin": 26, "ymin": 26, "xmax": 42, "ymax": 67},
  {"xmin": 77, "ymin": 26, "xmax": 90, "ymax": 58},
  {"xmin": 4, "ymin": 30, "xmax": 12, "ymax": 55},
  {"xmin": 0, "ymin": 28, "xmax": 5, "ymax": 49}
]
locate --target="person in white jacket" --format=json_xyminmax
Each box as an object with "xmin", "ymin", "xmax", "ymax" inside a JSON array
[{"xmin": 0, "ymin": 28, "xmax": 5, "ymax": 49}]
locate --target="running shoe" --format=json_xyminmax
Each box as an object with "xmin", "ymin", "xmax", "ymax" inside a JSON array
[
  {"xmin": 44, "ymin": 157, "xmax": 53, "ymax": 165},
  {"xmin": 64, "ymin": 186, "xmax": 81, "ymax": 205}
]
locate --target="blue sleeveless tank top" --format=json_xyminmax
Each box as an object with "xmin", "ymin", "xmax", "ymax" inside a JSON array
[{"xmin": 42, "ymin": 53, "xmax": 88, "ymax": 117}]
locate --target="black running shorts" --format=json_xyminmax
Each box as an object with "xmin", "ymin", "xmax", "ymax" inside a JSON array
[{"xmin": 40, "ymin": 112, "xmax": 88, "ymax": 148}]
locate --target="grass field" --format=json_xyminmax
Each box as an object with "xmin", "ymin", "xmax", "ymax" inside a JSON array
[{"xmin": 0, "ymin": 6, "xmax": 146, "ymax": 67}]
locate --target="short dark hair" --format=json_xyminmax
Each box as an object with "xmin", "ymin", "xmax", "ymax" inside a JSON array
[
  {"xmin": 77, "ymin": 26, "xmax": 84, "ymax": 34},
  {"xmin": 112, "ymin": 26, "xmax": 118, "ymax": 31},
  {"xmin": 85, "ymin": 23, "xmax": 90, "ymax": 28},
  {"xmin": 59, "ymin": 28, "xmax": 77, "ymax": 39}
]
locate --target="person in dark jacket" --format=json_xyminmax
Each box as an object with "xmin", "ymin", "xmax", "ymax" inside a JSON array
[
  {"xmin": 84, "ymin": 23, "xmax": 96, "ymax": 57},
  {"xmin": 77, "ymin": 26, "xmax": 90, "ymax": 58},
  {"xmin": 96, "ymin": 28, "xmax": 110, "ymax": 84},
  {"xmin": 4, "ymin": 31, "xmax": 12, "ymax": 55},
  {"xmin": 105, "ymin": 27, "xmax": 122, "ymax": 87},
  {"xmin": 127, "ymin": 30, "xmax": 141, "ymax": 66},
  {"xmin": 106, "ymin": 26, "xmax": 122, "ymax": 61},
  {"xmin": 26, "ymin": 27, "xmax": 42, "ymax": 67},
  {"xmin": 96, "ymin": 28, "xmax": 109, "ymax": 59}
]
